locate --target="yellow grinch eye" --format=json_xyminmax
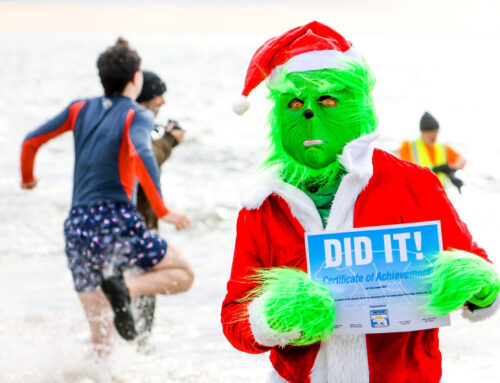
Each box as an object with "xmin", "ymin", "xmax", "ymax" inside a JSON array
[
  {"xmin": 318, "ymin": 96, "xmax": 338, "ymax": 107},
  {"xmin": 288, "ymin": 98, "xmax": 304, "ymax": 110}
]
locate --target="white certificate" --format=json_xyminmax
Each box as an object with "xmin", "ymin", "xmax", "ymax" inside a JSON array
[{"xmin": 305, "ymin": 221, "xmax": 450, "ymax": 334}]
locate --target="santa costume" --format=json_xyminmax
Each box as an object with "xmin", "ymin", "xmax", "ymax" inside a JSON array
[{"xmin": 221, "ymin": 21, "xmax": 498, "ymax": 383}]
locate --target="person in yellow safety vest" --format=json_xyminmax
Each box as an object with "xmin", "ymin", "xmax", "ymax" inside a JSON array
[{"xmin": 399, "ymin": 112, "xmax": 466, "ymax": 191}]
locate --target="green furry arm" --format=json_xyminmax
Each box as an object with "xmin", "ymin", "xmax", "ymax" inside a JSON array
[
  {"xmin": 248, "ymin": 267, "xmax": 335, "ymax": 346},
  {"xmin": 424, "ymin": 250, "xmax": 500, "ymax": 316}
]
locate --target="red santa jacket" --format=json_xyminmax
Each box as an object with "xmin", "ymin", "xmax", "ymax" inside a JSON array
[{"xmin": 221, "ymin": 133, "xmax": 496, "ymax": 383}]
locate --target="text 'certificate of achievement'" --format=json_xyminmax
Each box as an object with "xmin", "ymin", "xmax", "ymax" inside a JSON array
[{"xmin": 305, "ymin": 221, "xmax": 450, "ymax": 335}]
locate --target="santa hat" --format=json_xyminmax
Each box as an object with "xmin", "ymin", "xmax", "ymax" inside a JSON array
[{"xmin": 232, "ymin": 21, "xmax": 362, "ymax": 115}]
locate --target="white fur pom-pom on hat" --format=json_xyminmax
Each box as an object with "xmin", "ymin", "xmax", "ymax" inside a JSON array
[
  {"xmin": 232, "ymin": 95, "xmax": 250, "ymax": 115},
  {"xmin": 231, "ymin": 21, "xmax": 361, "ymax": 117}
]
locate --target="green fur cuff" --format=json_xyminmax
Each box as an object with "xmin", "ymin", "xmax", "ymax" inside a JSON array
[
  {"xmin": 424, "ymin": 250, "xmax": 500, "ymax": 316},
  {"xmin": 247, "ymin": 267, "xmax": 335, "ymax": 346}
]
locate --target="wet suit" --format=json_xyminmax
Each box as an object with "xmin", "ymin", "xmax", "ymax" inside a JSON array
[
  {"xmin": 21, "ymin": 95, "xmax": 170, "ymax": 292},
  {"xmin": 21, "ymin": 95, "xmax": 168, "ymax": 218}
]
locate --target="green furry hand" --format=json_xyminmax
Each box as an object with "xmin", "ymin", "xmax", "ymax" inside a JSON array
[
  {"xmin": 425, "ymin": 250, "xmax": 500, "ymax": 316},
  {"xmin": 249, "ymin": 267, "xmax": 335, "ymax": 346}
]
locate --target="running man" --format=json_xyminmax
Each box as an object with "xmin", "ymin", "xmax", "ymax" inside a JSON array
[{"xmin": 20, "ymin": 38, "xmax": 194, "ymax": 356}]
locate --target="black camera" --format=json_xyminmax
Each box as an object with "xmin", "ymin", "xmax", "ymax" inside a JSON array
[{"xmin": 168, "ymin": 119, "xmax": 183, "ymax": 131}]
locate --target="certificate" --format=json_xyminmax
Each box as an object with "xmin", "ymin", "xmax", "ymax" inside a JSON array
[{"xmin": 305, "ymin": 221, "xmax": 450, "ymax": 334}]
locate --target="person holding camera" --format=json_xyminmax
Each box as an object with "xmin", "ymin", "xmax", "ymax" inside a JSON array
[
  {"xmin": 129, "ymin": 70, "xmax": 193, "ymax": 340},
  {"xmin": 136, "ymin": 70, "xmax": 187, "ymax": 230}
]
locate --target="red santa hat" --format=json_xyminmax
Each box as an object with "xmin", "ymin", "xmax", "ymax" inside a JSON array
[{"xmin": 232, "ymin": 21, "xmax": 362, "ymax": 115}]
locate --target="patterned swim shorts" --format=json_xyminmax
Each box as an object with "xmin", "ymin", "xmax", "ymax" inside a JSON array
[{"xmin": 64, "ymin": 202, "xmax": 167, "ymax": 292}]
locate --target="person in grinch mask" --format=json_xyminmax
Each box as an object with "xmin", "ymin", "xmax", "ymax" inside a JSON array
[{"xmin": 221, "ymin": 22, "xmax": 499, "ymax": 383}]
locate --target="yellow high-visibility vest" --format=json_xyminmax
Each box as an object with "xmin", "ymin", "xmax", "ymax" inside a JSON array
[{"xmin": 411, "ymin": 138, "xmax": 448, "ymax": 185}]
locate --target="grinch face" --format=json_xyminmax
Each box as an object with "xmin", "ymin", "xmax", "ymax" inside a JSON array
[
  {"xmin": 274, "ymin": 72, "xmax": 363, "ymax": 169},
  {"xmin": 265, "ymin": 67, "xmax": 377, "ymax": 190}
]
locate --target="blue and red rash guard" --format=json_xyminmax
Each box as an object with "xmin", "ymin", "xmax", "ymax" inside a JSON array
[{"xmin": 21, "ymin": 95, "xmax": 169, "ymax": 218}]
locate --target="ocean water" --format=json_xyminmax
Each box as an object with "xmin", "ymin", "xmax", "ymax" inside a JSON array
[{"xmin": 1, "ymin": 31, "xmax": 499, "ymax": 382}]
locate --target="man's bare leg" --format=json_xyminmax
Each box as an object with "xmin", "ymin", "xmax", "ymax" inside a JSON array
[
  {"xmin": 80, "ymin": 245, "xmax": 193, "ymax": 348},
  {"xmin": 126, "ymin": 245, "xmax": 194, "ymax": 298},
  {"xmin": 79, "ymin": 290, "xmax": 117, "ymax": 357}
]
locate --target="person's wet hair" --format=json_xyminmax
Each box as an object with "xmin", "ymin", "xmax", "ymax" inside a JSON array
[{"xmin": 97, "ymin": 37, "xmax": 141, "ymax": 96}]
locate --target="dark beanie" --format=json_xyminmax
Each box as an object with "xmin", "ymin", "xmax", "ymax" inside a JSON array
[
  {"xmin": 420, "ymin": 112, "xmax": 439, "ymax": 131},
  {"xmin": 137, "ymin": 70, "xmax": 167, "ymax": 103}
]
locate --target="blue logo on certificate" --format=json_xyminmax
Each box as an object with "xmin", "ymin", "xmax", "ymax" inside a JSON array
[
  {"xmin": 370, "ymin": 309, "xmax": 389, "ymax": 328},
  {"xmin": 305, "ymin": 221, "xmax": 450, "ymax": 334}
]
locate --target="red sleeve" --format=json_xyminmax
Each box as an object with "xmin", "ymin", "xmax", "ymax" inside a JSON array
[
  {"xmin": 135, "ymin": 159, "xmax": 169, "ymax": 218},
  {"xmin": 20, "ymin": 101, "xmax": 85, "ymax": 183},
  {"xmin": 119, "ymin": 109, "xmax": 169, "ymax": 218},
  {"xmin": 221, "ymin": 208, "xmax": 271, "ymax": 354}
]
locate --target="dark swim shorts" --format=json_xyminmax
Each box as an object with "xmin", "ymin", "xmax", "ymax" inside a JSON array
[{"xmin": 64, "ymin": 202, "xmax": 167, "ymax": 292}]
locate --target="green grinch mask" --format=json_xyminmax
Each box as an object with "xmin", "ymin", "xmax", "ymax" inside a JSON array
[{"xmin": 264, "ymin": 61, "xmax": 378, "ymax": 191}]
